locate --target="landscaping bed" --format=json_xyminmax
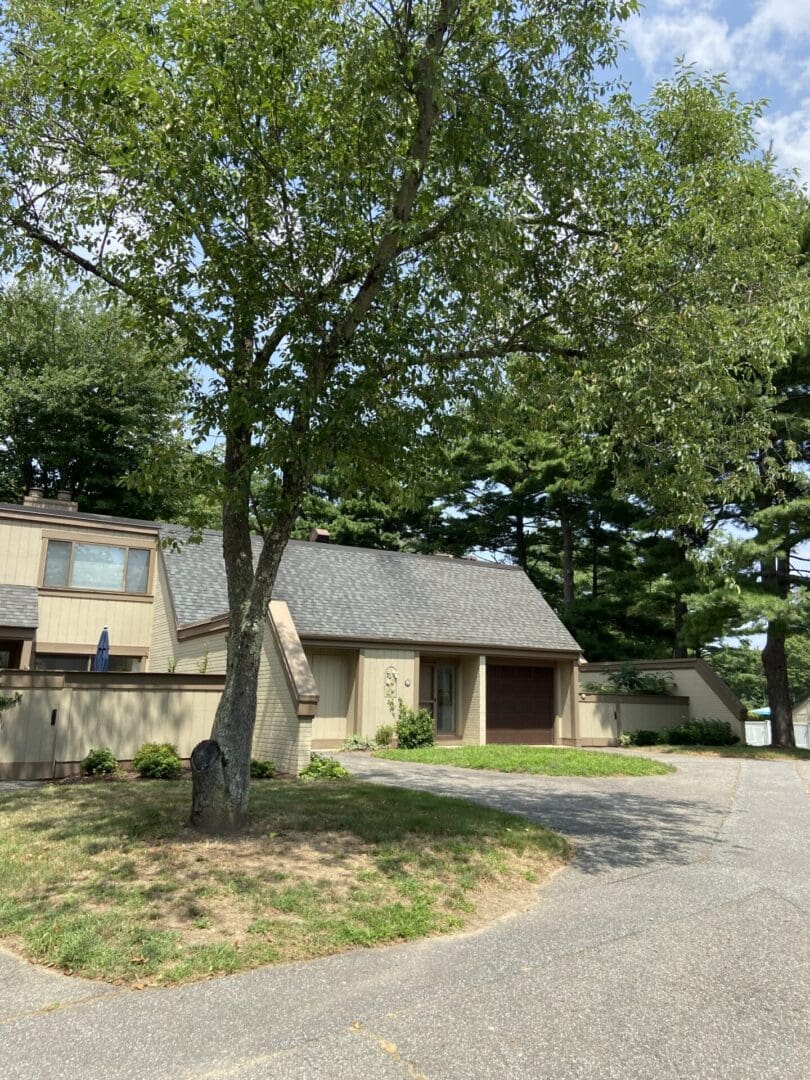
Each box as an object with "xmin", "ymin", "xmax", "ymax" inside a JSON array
[
  {"xmin": 374, "ymin": 745, "xmax": 675, "ymax": 776},
  {"xmin": 0, "ymin": 779, "xmax": 568, "ymax": 985}
]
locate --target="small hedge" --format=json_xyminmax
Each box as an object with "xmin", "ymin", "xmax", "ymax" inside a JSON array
[
  {"xmin": 81, "ymin": 747, "xmax": 118, "ymax": 776},
  {"xmin": 622, "ymin": 719, "xmax": 739, "ymax": 748},
  {"xmin": 341, "ymin": 735, "xmax": 377, "ymax": 751},
  {"xmin": 250, "ymin": 759, "xmax": 277, "ymax": 779},
  {"xmin": 299, "ymin": 753, "xmax": 350, "ymax": 781},
  {"xmin": 133, "ymin": 742, "xmax": 182, "ymax": 779},
  {"xmin": 375, "ymin": 724, "xmax": 395, "ymax": 748},
  {"xmin": 396, "ymin": 701, "xmax": 434, "ymax": 749}
]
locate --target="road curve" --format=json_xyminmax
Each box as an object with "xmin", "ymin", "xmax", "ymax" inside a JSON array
[{"xmin": 1, "ymin": 752, "xmax": 808, "ymax": 1079}]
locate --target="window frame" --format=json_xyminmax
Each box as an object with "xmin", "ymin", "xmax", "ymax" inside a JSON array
[{"xmin": 40, "ymin": 536, "xmax": 154, "ymax": 597}]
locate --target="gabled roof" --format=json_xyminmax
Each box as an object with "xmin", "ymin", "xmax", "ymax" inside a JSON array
[
  {"xmin": 0, "ymin": 584, "xmax": 39, "ymax": 629},
  {"xmin": 159, "ymin": 527, "xmax": 581, "ymax": 654}
]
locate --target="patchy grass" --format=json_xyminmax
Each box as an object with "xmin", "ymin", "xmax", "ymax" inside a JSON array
[
  {"xmin": 653, "ymin": 744, "xmax": 810, "ymax": 761},
  {"xmin": 374, "ymin": 745, "xmax": 675, "ymax": 776},
  {"xmin": 0, "ymin": 780, "xmax": 568, "ymax": 986}
]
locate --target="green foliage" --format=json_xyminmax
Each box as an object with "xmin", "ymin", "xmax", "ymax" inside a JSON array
[
  {"xmin": 80, "ymin": 747, "xmax": 118, "ymax": 776},
  {"xmin": 375, "ymin": 745, "xmax": 674, "ymax": 776},
  {"xmin": 667, "ymin": 719, "xmax": 739, "ymax": 747},
  {"xmin": 395, "ymin": 701, "xmax": 435, "ymax": 749},
  {"xmin": 0, "ymin": 278, "xmax": 193, "ymax": 519},
  {"xmin": 582, "ymin": 664, "xmax": 674, "ymax": 696},
  {"xmin": 374, "ymin": 724, "xmax": 395, "ymax": 748},
  {"xmin": 299, "ymin": 754, "xmax": 350, "ymax": 782},
  {"xmin": 0, "ymin": 691, "xmax": 22, "ymax": 713},
  {"xmin": 341, "ymin": 735, "xmax": 377, "ymax": 752},
  {"xmin": 249, "ymin": 759, "xmax": 276, "ymax": 779},
  {"xmin": 622, "ymin": 719, "xmax": 738, "ymax": 746},
  {"xmin": 132, "ymin": 743, "xmax": 182, "ymax": 780},
  {"xmin": 707, "ymin": 639, "xmax": 810, "ymax": 711},
  {"xmin": 621, "ymin": 729, "xmax": 663, "ymax": 746}
]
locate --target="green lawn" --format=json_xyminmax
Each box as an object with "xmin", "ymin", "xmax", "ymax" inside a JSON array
[
  {"xmin": 0, "ymin": 779, "xmax": 568, "ymax": 985},
  {"xmin": 374, "ymin": 745, "xmax": 675, "ymax": 776},
  {"xmin": 653, "ymin": 744, "xmax": 810, "ymax": 761}
]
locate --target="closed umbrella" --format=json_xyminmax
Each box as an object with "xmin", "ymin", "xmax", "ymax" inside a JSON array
[{"xmin": 92, "ymin": 626, "xmax": 110, "ymax": 672}]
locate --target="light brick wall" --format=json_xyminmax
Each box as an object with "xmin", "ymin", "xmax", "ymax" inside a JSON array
[{"xmin": 252, "ymin": 628, "xmax": 311, "ymax": 775}]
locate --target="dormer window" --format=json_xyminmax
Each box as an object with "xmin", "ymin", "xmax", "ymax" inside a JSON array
[{"xmin": 42, "ymin": 540, "xmax": 151, "ymax": 594}]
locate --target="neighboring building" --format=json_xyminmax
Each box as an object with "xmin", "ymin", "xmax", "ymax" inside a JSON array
[
  {"xmin": 0, "ymin": 490, "xmax": 157, "ymax": 673},
  {"xmin": 0, "ymin": 491, "xmax": 583, "ymax": 763}
]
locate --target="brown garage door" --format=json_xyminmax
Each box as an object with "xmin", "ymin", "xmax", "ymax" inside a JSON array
[{"xmin": 486, "ymin": 664, "xmax": 555, "ymax": 744}]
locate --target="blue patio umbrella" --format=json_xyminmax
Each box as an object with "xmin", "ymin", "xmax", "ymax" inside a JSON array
[{"xmin": 92, "ymin": 626, "xmax": 110, "ymax": 672}]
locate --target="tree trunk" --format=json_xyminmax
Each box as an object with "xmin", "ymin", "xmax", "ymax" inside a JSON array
[
  {"xmin": 591, "ymin": 512, "xmax": 601, "ymax": 599},
  {"xmin": 560, "ymin": 507, "xmax": 574, "ymax": 608},
  {"xmin": 189, "ymin": 739, "xmax": 230, "ymax": 831},
  {"xmin": 672, "ymin": 598, "xmax": 688, "ymax": 658},
  {"xmin": 514, "ymin": 513, "xmax": 528, "ymax": 570},
  {"xmin": 763, "ymin": 618, "xmax": 795, "ymax": 748}
]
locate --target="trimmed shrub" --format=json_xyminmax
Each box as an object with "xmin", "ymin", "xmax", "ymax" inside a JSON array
[
  {"xmin": 299, "ymin": 754, "xmax": 350, "ymax": 781},
  {"xmin": 81, "ymin": 747, "xmax": 118, "ymax": 776},
  {"xmin": 375, "ymin": 724, "xmax": 395, "ymax": 748},
  {"xmin": 250, "ymin": 759, "xmax": 277, "ymax": 779},
  {"xmin": 667, "ymin": 718, "xmax": 739, "ymax": 746},
  {"xmin": 396, "ymin": 700, "xmax": 434, "ymax": 749},
  {"xmin": 342, "ymin": 735, "xmax": 377, "ymax": 751},
  {"xmin": 133, "ymin": 742, "xmax": 182, "ymax": 779},
  {"xmin": 623, "ymin": 729, "xmax": 661, "ymax": 746}
]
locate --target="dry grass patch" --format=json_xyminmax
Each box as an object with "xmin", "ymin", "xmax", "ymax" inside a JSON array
[{"xmin": 0, "ymin": 780, "xmax": 568, "ymax": 985}]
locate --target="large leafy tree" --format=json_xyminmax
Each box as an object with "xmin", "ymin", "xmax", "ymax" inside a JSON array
[
  {"xmin": 0, "ymin": 277, "xmax": 191, "ymax": 519},
  {"xmin": 0, "ymin": 3, "xmax": 806, "ymax": 827}
]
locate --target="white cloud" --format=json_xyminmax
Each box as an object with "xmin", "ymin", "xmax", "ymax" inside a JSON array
[
  {"xmin": 757, "ymin": 102, "xmax": 810, "ymax": 183},
  {"xmin": 627, "ymin": 10, "xmax": 734, "ymax": 76},
  {"xmin": 625, "ymin": 1, "xmax": 810, "ymax": 182}
]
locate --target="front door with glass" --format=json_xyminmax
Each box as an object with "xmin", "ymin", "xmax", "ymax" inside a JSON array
[{"xmin": 419, "ymin": 661, "xmax": 456, "ymax": 735}]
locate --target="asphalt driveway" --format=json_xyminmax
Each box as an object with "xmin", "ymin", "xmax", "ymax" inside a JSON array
[{"xmin": 1, "ymin": 752, "xmax": 808, "ymax": 1079}]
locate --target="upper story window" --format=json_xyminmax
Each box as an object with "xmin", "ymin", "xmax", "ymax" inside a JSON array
[{"xmin": 42, "ymin": 540, "xmax": 151, "ymax": 594}]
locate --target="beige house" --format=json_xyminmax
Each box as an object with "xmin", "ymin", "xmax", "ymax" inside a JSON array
[{"xmin": 0, "ymin": 491, "xmax": 584, "ymax": 768}]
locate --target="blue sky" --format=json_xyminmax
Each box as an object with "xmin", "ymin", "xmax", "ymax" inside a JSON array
[{"xmin": 618, "ymin": 0, "xmax": 810, "ymax": 184}]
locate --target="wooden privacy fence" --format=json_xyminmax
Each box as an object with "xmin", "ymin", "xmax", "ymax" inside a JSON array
[
  {"xmin": 0, "ymin": 671, "xmax": 225, "ymax": 779},
  {"xmin": 578, "ymin": 693, "xmax": 690, "ymax": 746}
]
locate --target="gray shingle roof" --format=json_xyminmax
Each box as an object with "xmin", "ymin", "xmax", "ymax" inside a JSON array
[
  {"xmin": 0, "ymin": 584, "xmax": 39, "ymax": 628},
  {"xmin": 160, "ymin": 527, "xmax": 580, "ymax": 653}
]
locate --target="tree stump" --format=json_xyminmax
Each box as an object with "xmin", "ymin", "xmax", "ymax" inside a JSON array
[{"xmin": 189, "ymin": 739, "xmax": 231, "ymax": 832}]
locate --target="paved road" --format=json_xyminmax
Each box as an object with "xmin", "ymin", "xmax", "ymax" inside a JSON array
[{"xmin": 1, "ymin": 753, "xmax": 808, "ymax": 1079}]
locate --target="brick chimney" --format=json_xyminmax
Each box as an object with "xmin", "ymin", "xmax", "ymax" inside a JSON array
[
  {"xmin": 23, "ymin": 487, "xmax": 79, "ymax": 513},
  {"xmin": 308, "ymin": 527, "xmax": 331, "ymax": 543}
]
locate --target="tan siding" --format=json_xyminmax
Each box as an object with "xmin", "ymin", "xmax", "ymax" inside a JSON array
[
  {"xmin": 0, "ymin": 521, "xmax": 43, "ymax": 585},
  {"xmin": 359, "ymin": 648, "xmax": 416, "ymax": 738},
  {"xmin": 147, "ymin": 560, "xmax": 228, "ymax": 673},
  {"xmin": 554, "ymin": 660, "xmax": 578, "ymax": 744},
  {"xmin": 0, "ymin": 679, "xmax": 222, "ymax": 776},
  {"xmin": 582, "ymin": 663, "xmax": 743, "ymax": 738},
  {"xmin": 305, "ymin": 649, "xmax": 357, "ymax": 743},
  {"xmin": 37, "ymin": 595, "xmax": 153, "ymax": 652},
  {"xmin": 577, "ymin": 695, "xmax": 689, "ymax": 744},
  {"xmin": 253, "ymin": 630, "xmax": 310, "ymax": 774},
  {"xmin": 459, "ymin": 653, "xmax": 485, "ymax": 745}
]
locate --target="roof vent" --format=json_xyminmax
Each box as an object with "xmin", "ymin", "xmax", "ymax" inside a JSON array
[{"xmin": 308, "ymin": 528, "xmax": 331, "ymax": 544}]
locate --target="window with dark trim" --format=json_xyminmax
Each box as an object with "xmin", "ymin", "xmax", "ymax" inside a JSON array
[
  {"xmin": 35, "ymin": 654, "xmax": 142, "ymax": 672},
  {"xmin": 42, "ymin": 540, "xmax": 151, "ymax": 594}
]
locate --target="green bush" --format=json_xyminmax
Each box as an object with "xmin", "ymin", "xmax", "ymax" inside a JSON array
[
  {"xmin": 375, "ymin": 724, "xmax": 395, "ymax": 748},
  {"xmin": 341, "ymin": 735, "xmax": 377, "ymax": 751},
  {"xmin": 623, "ymin": 729, "xmax": 662, "ymax": 746},
  {"xmin": 666, "ymin": 718, "xmax": 739, "ymax": 746},
  {"xmin": 132, "ymin": 742, "xmax": 182, "ymax": 780},
  {"xmin": 250, "ymin": 759, "xmax": 277, "ymax": 779},
  {"xmin": 395, "ymin": 700, "xmax": 434, "ymax": 749},
  {"xmin": 299, "ymin": 753, "xmax": 350, "ymax": 781},
  {"xmin": 81, "ymin": 747, "xmax": 118, "ymax": 776}
]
